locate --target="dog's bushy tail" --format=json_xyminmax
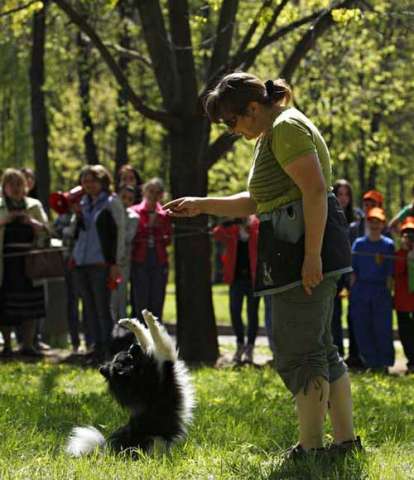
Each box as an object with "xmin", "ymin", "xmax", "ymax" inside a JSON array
[{"xmin": 66, "ymin": 426, "xmax": 106, "ymax": 457}]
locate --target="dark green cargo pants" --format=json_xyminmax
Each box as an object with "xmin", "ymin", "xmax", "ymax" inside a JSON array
[{"xmin": 271, "ymin": 276, "xmax": 347, "ymax": 396}]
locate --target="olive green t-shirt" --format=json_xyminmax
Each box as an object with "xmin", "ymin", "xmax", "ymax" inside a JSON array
[{"xmin": 247, "ymin": 107, "xmax": 332, "ymax": 214}]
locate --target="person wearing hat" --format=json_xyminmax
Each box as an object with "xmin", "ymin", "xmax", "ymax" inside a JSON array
[
  {"xmin": 350, "ymin": 189, "xmax": 391, "ymax": 239},
  {"xmin": 350, "ymin": 207, "xmax": 395, "ymax": 371},
  {"xmin": 389, "ymin": 185, "xmax": 414, "ymax": 233},
  {"xmin": 394, "ymin": 216, "xmax": 414, "ymax": 373}
]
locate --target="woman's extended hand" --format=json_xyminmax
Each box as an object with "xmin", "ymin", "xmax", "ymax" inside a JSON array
[
  {"xmin": 164, "ymin": 197, "xmax": 203, "ymax": 217},
  {"xmin": 301, "ymin": 253, "xmax": 323, "ymax": 295}
]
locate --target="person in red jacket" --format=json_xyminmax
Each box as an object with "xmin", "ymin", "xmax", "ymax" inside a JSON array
[
  {"xmin": 394, "ymin": 216, "xmax": 414, "ymax": 374},
  {"xmin": 130, "ymin": 178, "xmax": 171, "ymax": 322},
  {"xmin": 213, "ymin": 215, "xmax": 259, "ymax": 363}
]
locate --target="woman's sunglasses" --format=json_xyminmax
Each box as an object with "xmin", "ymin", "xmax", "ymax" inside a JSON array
[{"xmin": 220, "ymin": 115, "xmax": 238, "ymax": 129}]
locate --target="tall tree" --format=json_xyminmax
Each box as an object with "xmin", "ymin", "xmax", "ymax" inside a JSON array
[
  {"xmin": 49, "ymin": 0, "xmax": 363, "ymax": 362},
  {"xmin": 114, "ymin": 0, "xmax": 132, "ymax": 175},
  {"xmin": 29, "ymin": 0, "xmax": 50, "ymax": 207},
  {"xmin": 77, "ymin": 30, "xmax": 100, "ymax": 165}
]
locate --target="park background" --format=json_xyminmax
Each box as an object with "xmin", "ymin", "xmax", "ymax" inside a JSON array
[{"xmin": 1, "ymin": 1, "xmax": 414, "ymax": 478}]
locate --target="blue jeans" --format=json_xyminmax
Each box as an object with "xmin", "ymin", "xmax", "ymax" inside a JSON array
[
  {"xmin": 131, "ymin": 248, "xmax": 168, "ymax": 322},
  {"xmin": 350, "ymin": 282, "xmax": 395, "ymax": 368},
  {"xmin": 230, "ymin": 277, "xmax": 260, "ymax": 346},
  {"xmin": 75, "ymin": 265, "xmax": 113, "ymax": 356}
]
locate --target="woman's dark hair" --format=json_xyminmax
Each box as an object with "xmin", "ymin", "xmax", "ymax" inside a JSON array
[
  {"xmin": 117, "ymin": 164, "xmax": 142, "ymax": 187},
  {"xmin": 79, "ymin": 165, "xmax": 113, "ymax": 193},
  {"xmin": 116, "ymin": 165, "xmax": 143, "ymax": 202},
  {"xmin": 20, "ymin": 167, "xmax": 38, "ymax": 198},
  {"xmin": 203, "ymin": 72, "xmax": 292, "ymax": 123},
  {"xmin": 333, "ymin": 179, "xmax": 354, "ymax": 224}
]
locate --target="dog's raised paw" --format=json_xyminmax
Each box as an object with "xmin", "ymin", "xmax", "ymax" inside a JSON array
[
  {"xmin": 118, "ymin": 318, "xmax": 140, "ymax": 331},
  {"xmin": 142, "ymin": 310, "xmax": 158, "ymax": 326},
  {"xmin": 119, "ymin": 318, "xmax": 154, "ymax": 352}
]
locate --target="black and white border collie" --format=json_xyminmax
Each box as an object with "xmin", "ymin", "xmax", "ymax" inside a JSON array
[{"xmin": 66, "ymin": 310, "xmax": 195, "ymax": 457}]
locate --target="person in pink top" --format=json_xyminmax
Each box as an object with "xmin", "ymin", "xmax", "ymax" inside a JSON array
[{"xmin": 130, "ymin": 178, "xmax": 171, "ymax": 322}]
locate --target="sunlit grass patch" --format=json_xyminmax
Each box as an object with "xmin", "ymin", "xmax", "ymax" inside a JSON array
[{"xmin": 0, "ymin": 362, "xmax": 413, "ymax": 479}]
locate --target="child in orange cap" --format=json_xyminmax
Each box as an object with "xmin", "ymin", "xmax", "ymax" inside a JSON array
[
  {"xmin": 389, "ymin": 185, "xmax": 414, "ymax": 232},
  {"xmin": 350, "ymin": 207, "xmax": 395, "ymax": 371},
  {"xmin": 351, "ymin": 189, "xmax": 392, "ymax": 240},
  {"xmin": 394, "ymin": 216, "xmax": 414, "ymax": 373}
]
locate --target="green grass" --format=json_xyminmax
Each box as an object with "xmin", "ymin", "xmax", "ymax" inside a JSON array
[{"xmin": 0, "ymin": 361, "xmax": 413, "ymax": 479}]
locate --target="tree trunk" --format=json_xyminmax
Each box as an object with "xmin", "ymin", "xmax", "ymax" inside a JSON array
[
  {"xmin": 77, "ymin": 31, "xmax": 99, "ymax": 165},
  {"xmin": 29, "ymin": 1, "xmax": 50, "ymax": 208},
  {"xmin": 399, "ymin": 174, "xmax": 406, "ymax": 209},
  {"xmin": 367, "ymin": 163, "xmax": 378, "ymax": 191},
  {"xmin": 114, "ymin": 0, "xmax": 131, "ymax": 175},
  {"xmin": 169, "ymin": 119, "xmax": 219, "ymax": 364},
  {"xmin": 385, "ymin": 172, "xmax": 392, "ymax": 218}
]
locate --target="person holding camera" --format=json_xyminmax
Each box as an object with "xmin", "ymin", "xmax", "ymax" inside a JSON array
[
  {"xmin": 0, "ymin": 168, "xmax": 49, "ymax": 357},
  {"xmin": 394, "ymin": 216, "xmax": 414, "ymax": 374}
]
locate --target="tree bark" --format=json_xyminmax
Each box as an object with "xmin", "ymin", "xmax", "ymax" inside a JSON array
[
  {"xmin": 29, "ymin": 1, "xmax": 50, "ymax": 208},
  {"xmin": 169, "ymin": 120, "xmax": 219, "ymax": 364},
  {"xmin": 398, "ymin": 175, "xmax": 405, "ymax": 209},
  {"xmin": 114, "ymin": 0, "xmax": 132, "ymax": 174},
  {"xmin": 77, "ymin": 31, "xmax": 99, "ymax": 165}
]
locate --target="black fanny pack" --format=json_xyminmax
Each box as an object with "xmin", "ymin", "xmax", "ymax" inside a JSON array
[{"xmin": 255, "ymin": 194, "xmax": 352, "ymax": 296}]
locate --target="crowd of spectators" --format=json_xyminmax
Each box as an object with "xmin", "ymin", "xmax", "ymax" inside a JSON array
[
  {"xmin": 0, "ymin": 165, "xmax": 171, "ymax": 365},
  {"xmin": 331, "ymin": 181, "xmax": 414, "ymax": 374},
  {"xmin": 0, "ymin": 165, "xmax": 413, "ymax": 374}
]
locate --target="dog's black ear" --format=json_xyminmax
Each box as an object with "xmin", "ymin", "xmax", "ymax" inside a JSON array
[
  {"xmin": 99, "ymin": 365, "xmax": 110, "ymax": 379},
  {"xmin": 129, "ymin": 343, "xmax": 145, "ymax": 360}
]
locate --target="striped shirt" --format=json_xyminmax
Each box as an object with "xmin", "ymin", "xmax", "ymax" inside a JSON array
[{"xmin": 247, "ymin": 107, "xmax": 332, "ymax": 213}]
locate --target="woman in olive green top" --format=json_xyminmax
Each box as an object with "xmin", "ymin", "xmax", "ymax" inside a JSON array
[{"xmin": 165, "ymin": 73, "xmax": 359, "ymax": 458}]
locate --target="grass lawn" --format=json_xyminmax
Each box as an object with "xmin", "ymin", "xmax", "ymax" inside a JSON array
[{"xmin": 0, "ymin": 360, "xmax": 413, "ymax": 479}]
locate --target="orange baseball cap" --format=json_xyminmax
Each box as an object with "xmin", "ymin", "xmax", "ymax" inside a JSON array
[
  {"xmin": 363, "ymin": 190, "xmax": 384, "ymax": 206},
  {"xmin": 366, "ymin": 207, "xmax": 386, "ymax": 222},
  {"xmin": 401, "ymin": 216, "xmax": 414, "ymax": 231}
]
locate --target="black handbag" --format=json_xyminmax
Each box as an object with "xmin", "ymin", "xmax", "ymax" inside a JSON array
[
  {"xmin": 25, "ymin": 249, "xmax": 65, "ymax": 280},
  {"xmin": 255, "ymin": 194, "xmax": 353, "ymax": 296}
]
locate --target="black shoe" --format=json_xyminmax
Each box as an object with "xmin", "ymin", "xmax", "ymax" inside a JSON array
[
  {"xmin": 18, "ymin": 347, "xmax": 44, "ymax": 358},
  {"xmin": 345, "ymin": 356, "xmax": 365, "ymax": 370},
  {"xmin": 284, "ymin": 443, "xmax": 325, "ymax": 462},
  {"xmin": 327, "ymin": 436, "xmax": 363, "ymax": 455},
  {"xmin": 1, "ymin": 347, "xmax": 14, "ymax": 358}
]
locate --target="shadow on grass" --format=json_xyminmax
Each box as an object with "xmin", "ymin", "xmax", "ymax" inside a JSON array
[
  {"xmin": 39, "ymin": 367, "xmax": 61, "ymax": 394},
  {"xmin": 268, "ymin": 453, "xmax": 367, "ymax": 480}
]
